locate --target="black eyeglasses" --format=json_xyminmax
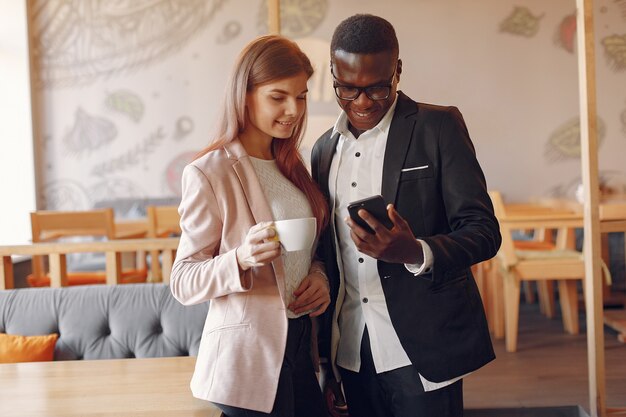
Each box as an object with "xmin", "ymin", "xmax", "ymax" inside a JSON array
[{"xmin": 331, "ymin": 66, "xmax": 397, "ymax": 101}]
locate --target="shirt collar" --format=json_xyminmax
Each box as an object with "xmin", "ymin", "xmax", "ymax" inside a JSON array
[{"xmin": 332, "ymin": 94, "xmax": 399, "ymax": 139}]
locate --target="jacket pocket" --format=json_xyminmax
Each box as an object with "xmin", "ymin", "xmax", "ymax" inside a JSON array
[
  {"xmin": 206, "ymin": 322, "xmax": 251, "ymax": 335},
  {"xmin": 430, "ymin": 274, "xmax": 468, "ymax": 293},
  {"xmin": 400, "ymin": 165, "xmax": 434, "ymax": 181}
]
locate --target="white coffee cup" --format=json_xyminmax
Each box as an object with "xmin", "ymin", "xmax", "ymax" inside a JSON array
[{"xmin": 272, "ymin": 217, "xmax": 317, "ymax": 252}]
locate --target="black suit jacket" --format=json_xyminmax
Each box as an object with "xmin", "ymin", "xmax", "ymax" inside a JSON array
[{"xmin": 311, "ymin": 91, "xmax": 501, "ymax": 382}]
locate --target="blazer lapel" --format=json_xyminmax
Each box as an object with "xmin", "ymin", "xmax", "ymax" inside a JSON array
[
  {"xmin": 226, "ymin": 140, "xmax": 288, "ymax": 302},
  {"xmin": 228, "ymin": 144, "xmax": 274, "ymax": 225},
  {"xmin": 381, "ymin": 92, "xmax": 418, "ymax": 205}
]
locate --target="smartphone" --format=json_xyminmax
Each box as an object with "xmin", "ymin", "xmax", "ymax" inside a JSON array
[{"xmin": 347, "ymin": 195, "xmax": 393, "ymax": 234}]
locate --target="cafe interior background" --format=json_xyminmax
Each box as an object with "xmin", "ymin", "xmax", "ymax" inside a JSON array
[
  {"xmin": 1, "ymin": 0, "xmax": 624, "ymax": 238},
  {"xmin": 0, "ymin": 0, "xmax": 625, "ymax": 413},
  {"xmin": 3, "ymin": 0, "xmax": 624, "ymax": 288}
]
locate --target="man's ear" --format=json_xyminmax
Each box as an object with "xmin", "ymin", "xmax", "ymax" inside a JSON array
[{"xmin": 397, "ymin": 59, "xmax": 403, "ymax": 77}]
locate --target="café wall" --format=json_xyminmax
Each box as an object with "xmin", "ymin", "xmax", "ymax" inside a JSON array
[{"xmin": 28, "ymin": 0, "xmax": 626, "ymax": 210}]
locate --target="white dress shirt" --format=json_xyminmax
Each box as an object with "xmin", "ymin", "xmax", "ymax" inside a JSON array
[{"xmin": 328, "ymin": 96, "xmax": 465, "ymax": 391}]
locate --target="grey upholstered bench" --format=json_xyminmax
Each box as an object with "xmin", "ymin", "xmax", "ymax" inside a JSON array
[{"xmin": 0, "ymin": 283, "xmax": 207, "ymax": 360}]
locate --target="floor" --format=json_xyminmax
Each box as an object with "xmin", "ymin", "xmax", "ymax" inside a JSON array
[{"xmin": 464, "ymin": 302, "xmax": 626, "ymax": 415}]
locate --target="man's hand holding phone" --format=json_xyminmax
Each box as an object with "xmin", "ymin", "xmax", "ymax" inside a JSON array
[{"xmin": 346, "ymin": 196, "xmax": 423, "ymax": 265}]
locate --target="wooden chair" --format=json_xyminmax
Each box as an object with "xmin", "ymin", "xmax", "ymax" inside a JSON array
[
  {"xmin": 28, "ymin": 208, "xmax": 148, "ymax": 287},
  {"xmin": 146, "ymin": 205, "xmax": 181, "ymax": 282},
  {"xmin": 481, "ymin": 199, "xmax": 559, "ymax": 338},
  {"xmin": 489, "ymin": 191, "xmax": 587, "ymax": 352}
]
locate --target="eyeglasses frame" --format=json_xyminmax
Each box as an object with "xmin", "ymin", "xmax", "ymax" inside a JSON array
[{"xmin": 330, "ymin": 64, "xmax": 398, "ymax": 101}]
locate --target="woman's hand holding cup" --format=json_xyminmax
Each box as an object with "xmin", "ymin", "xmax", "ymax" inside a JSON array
[{"xmin": 236, "ymin": 221, "xmax": 281, "ymax": 271}]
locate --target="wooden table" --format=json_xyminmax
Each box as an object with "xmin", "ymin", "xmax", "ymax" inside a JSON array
[
  {"xmin": 0, "ymin": 357, "xmax": 221, "ymax": 417},
  {"xmin": 0, "ymin": 238, "xmax": 180, "ymax": 290}
]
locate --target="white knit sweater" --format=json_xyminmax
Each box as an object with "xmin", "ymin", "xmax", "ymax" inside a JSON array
[{"xmin": 249, "ymin": 157, "xmax": 313, "ymax": 318}]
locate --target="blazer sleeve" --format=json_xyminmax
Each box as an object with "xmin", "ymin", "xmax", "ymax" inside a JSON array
[
  {"xmin": 170, "ymin": 164, "xmax": 252, "ymax": 306},
  {"xmin": 421, "ymin": 107, "xmax": 501, "ymax": 275}
]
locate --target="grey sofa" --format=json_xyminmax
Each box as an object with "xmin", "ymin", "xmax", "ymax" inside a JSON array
[{"xmin": 0, "ymin": 283, "xmax": 207, "ymax": 361}]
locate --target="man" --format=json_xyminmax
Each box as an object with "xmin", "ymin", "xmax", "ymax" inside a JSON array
[{"xmin": 311, "ymin": 14, "xmax": 501, "ymax": 417}]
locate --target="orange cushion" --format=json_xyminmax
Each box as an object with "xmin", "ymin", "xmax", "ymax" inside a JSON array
[
  {"xmin": 27, "ymin": 269, "xmax": 147, "ymax": 287},
  {"xmin": 0, "ymin": 333, "xmax": 58, "ymax": 363}
]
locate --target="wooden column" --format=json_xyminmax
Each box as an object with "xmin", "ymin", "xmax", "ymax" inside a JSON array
[
  {"xmin": 268, "ymin": 0, "xmax": 280, "ymax": 34},
  {"xmin": 575, "ymin": 1, "xmax": 606, "ymax": 416}
]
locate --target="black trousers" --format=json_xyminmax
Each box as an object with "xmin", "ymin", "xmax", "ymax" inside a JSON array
[
  {"xmin": 214, "ymin": 315, "xmax": 326, "ymax": 417},
  {"xmin": 339, "ymin": 327, "xmax": 464, "ymax": 417}
]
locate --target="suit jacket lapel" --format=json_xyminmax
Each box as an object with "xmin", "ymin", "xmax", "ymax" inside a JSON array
[
  {"xmin": 381, "ymin": 92, "xmax": 418, "ymax": 205},
  {"xmin": 318, "ymin": 131, "xmax": 340, "ymax": 197}
]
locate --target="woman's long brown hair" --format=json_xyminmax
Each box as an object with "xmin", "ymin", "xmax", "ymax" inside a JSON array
[{"xmin": 195, "ymin": 35, "xmax": 329, "ymax": 234}]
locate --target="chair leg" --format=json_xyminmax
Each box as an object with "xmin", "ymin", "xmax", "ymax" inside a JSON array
[
  {"xmin": 523, "ymin": 281, "xmax": 536, "ymax": 304},
  {"xmin": 490, "ymin": 264, "xmax": 505, "ymax": 339},
  {"xmin": 558, "ymin": 279, "xmax": 580, "ymax": 334},
  {"xmin": 150, "ymin": 249, "xmax": 162, "ymax": 282},
  {"xmin": 504, "ymin": 274, "xmax": 521, "ymax": 352},
  {"xmin": 538, "ymin": 281, "xmax": 556, "ymax": 318}
]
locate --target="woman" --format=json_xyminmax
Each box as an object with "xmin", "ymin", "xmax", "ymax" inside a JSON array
[{"xmin": 170, "ymin": 35, "xmax": 330, "ymax": 417}]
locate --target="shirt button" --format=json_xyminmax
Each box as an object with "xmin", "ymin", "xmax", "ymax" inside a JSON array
[
  {"xmin": 358, "ymin": 258, "xmax": 364, "ymax": 263},
  {"xmin": 362, "ymin": 297, "xmax": 369, "ymax": 303},
  {"xmin": 355, "ymin": 152, "xmax": 361, "ymax": 157},
  {"xmin": 351, "ymin": 182, "xmax": 357, "ymax": 187}
]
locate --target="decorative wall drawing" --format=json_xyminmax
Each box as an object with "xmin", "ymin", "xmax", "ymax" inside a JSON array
[
  {"xmin": 89, "ymin": 178, "xmax": 145, "ymax": 204},
  {"xmin": 64, "ymin": 108, "xmax": 118, "ymax": 158},
  {"xmin": 601, "ymin": 34, "xmax": 626, "ymax": 71},
  {"xmin": 499, "ymin": 6, "xmax": 544, "ymax": 37},
  {"xmin": 555, "ymin": 12, "xmax": 576, "ymax": 53},
  {"xmin": 41, "ymin": 179, "xmax": 91, "ymax": 210},
  {"xmin": 173, "ymin": 116, "xmax": 194, "ymax": 141},
  {"xmin": 545, "ymin": 116, "xmax": 606, "ymax": 162},
  {"xmin": 257, "ymin": 0, "xmax": 327, "ymax": 38},
  {"xmin": 549, "ymin": 170, "xmax": 626, "ymax": 198},
  {"xmin": 105, "ymin": 90, "xmax": 145, "ymax": 122},
  {"xmin": 30, "ymin": 0, "xmax": 228, "ymax": 88},
  {"xmin": 27, "ymin": 0, "xmax": 626, "ymax": 207},
  {"xmin": 90, "ymin": 127, "xmax": 166, "ymax": 177},
  {"xmin": 217, "ymin": 21, "xmax": 242, "ymax": 44}
]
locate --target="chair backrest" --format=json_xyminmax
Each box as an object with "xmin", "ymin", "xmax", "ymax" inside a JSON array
[
  {"xmin": 29, "ymin": 208, "xmax": 117, "ymax": 279},
  {"xmin": 488, "ymin": 191, "xmax": 519, "ymax": 268},
  {"xmin": 31, "ymin": 208, "xmax": 116, "ymax": 243},
  {"xmin": 146, "ymin": 206, "xmax": 181, "ymax": 238},
  {"xmin": 488, "ymin": 191, "xmax": 580, "ymax": 269},
  {"xmin": 599, "ymin": 202, "xmax": 626, "ymax": 221}
]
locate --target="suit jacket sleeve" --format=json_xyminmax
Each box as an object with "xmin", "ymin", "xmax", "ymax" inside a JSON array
[
  {"xmin": 420, "ymin": 107, "xmax": 501, "ymax": 279},
  {"xmin": 170, "ymin": 164, "xmax": 252, "ymax": 306}
]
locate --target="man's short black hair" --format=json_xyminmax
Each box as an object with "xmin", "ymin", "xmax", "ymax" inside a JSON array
[{"xmin": 330, "ymin": 14, "xmax": 399, "ymax": 57}]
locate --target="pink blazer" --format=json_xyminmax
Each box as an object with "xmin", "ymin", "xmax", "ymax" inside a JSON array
[{"xmin": 170, "ymin": 139, "xmax": 320, "ymax": 413}]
